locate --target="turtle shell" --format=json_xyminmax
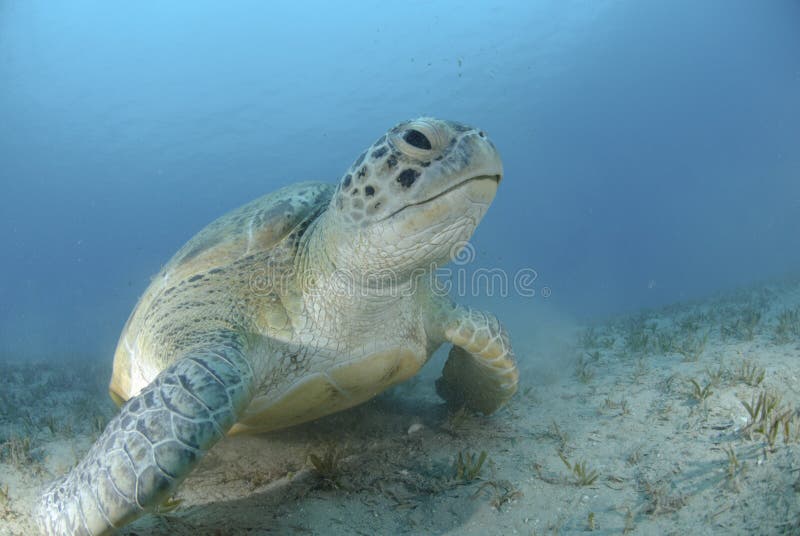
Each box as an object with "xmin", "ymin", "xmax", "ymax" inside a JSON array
[{"xmin": 109, "ymin": 182, "xmax": 333, "ymax": 405}]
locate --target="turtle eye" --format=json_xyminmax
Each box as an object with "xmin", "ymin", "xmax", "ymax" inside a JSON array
[
  {"xmin": 403, "ymin": 129, "xmax": 432, "ymax": 150},
  {"xmin": 393, "ymin": 121, "xmax": 442, "ymax": 157}
]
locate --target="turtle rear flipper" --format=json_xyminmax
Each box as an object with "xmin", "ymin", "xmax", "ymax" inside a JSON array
[{"xmin": 37, "ymin": 341, "xmax": 256, "ymax": 536}]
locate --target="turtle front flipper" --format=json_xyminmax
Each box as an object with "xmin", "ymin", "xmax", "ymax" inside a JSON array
[
  {"xmin": 36, "ymin": 342, "xmax": 256, "ymax": 536},
  {"xmin": 434, "ymin": 305, "xmax": 519, "ymax": 415}
]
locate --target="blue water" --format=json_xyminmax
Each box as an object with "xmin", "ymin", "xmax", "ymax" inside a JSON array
[{"xmin": 1, "ymin": 0, "xmax": 799, "ymax": 361}]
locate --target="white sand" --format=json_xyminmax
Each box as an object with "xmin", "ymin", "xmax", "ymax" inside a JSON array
[{"xmin": 2, "ymin": 274, "xmax": 800, "ymax": 535}]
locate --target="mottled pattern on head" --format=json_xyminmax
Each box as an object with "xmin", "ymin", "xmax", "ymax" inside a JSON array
[
  {"xmin": 320, "ymin": 118, "xmax": 502, "ymax": 276},
  {"xmin": 331, "ymin": 118, "xmax": 499, "ymax": 226}
]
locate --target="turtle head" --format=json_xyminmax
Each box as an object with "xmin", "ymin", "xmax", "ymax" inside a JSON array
[{"xmin": 325, "ymin": 117, "xmax": 502, "ymax": 280}]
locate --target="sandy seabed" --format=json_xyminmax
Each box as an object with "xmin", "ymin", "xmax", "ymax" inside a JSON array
[{"xmin": 2, "ymin": 275, "xmax": 800, "ymax": 535}]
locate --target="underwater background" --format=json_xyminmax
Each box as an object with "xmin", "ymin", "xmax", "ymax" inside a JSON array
[
  {"xmin": 3, "ymin": 2, "xmax": 800, "ymax": 535},
  {"xmin": 2, "ymin": 0, "xmax": 800, "ymax": 362}
]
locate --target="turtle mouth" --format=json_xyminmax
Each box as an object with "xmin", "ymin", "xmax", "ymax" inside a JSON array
[{"xmin": 383, "ymin": 174, "xmax": 500, "ymax": 220}]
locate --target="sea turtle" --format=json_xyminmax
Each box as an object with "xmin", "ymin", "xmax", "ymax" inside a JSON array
[{"xmin": 37, "ymin": 117, "xmax": 518, "ymax": 535}]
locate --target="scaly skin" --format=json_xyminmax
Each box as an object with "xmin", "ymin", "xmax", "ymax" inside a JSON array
[
  {"xmin": 36, "ymin": 343, "xmax": 255, "ymax": 535},
  {"xmin": 431, "ymin": 300, "xmax": 519, "ymax": 414},
  {"xmin": 37, "ymin": 118, "xmax": 518, "ymax": 534}
]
